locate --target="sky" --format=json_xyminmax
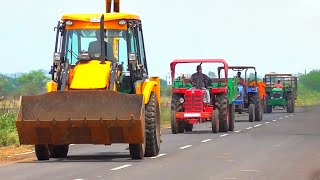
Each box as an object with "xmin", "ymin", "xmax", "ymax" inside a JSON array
[{"xmin": 1, "ymin": 0, "xmax": 320, "ymax": 79}]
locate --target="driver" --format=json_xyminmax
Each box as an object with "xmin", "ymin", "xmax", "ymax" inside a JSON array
[
  {"xmin": 88, "ymin": 30, "xmax": 116, "ymax": 61},
  {"xmin": 236, "ymin": 72, "xmax": 245, "ymax": 85},
  {"xmin": 190, "ymin": 65, "xmax": 211, "ymax": 103},
  {"xmin": 274, "ymin": 80, "xmax": 283, "ymax": 89}
]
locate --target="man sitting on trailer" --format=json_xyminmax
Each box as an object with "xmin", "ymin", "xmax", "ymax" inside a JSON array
[
  {"xmin": 190, "ymin": 65, "xmax": 211, "ymax": 103},
  {"xmin": 88, "ymin": 30, "xmax": 116, "ymax": 61},
  {"xmin": 274, "ymin": 80, "xmax": 283, "ymax": 89}
]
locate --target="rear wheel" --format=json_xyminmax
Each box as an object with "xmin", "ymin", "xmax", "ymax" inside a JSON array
[
  {"xmin": 249, "ymin": 104, "xmax": 254, "ymax": 122},
  {"xmin": 144, "ymin": 92, "xmax": 161, "ymax": 157},
  {"xmin": 49, "ymin": 144, "xmax": 69, "ymax": 158},
  {"xmin": 216, "ymin": 93, "xmax": 229, "ymax": 132},
  {"xmin": 185, "ymin": 123, "xmax": 193, "ymax": 132},
  {"xmin": 35, "ymin": 145, "xmax": 50, "ymax": 161},
  {"xmin": 211, "ymin": 109, "xmax": 219, "ymax": 133},
  {"xmin": 228, "ymin": 103, "xmax": 235, "ymax": 131}
]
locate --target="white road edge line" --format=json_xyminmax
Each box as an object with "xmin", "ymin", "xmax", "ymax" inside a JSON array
[
  {"xmin": 254, "ymin": 124, "xmax": 262, "ymax": 127},
  {"xmin": 246, "ymin": 127, "xmax": 252, "ymax": 130},
  {"xmin": 234, "ymin": 130, "xmax": 241, "ymax": 133},
  {"xmin": 179, "ymin": 145, "xmax": 192, "ymax": 150},
  {"xmin": 201, "ymin": 139, "xmax": 212, "ymax": 143},
  {"xmin": 110, "ymin": 164, "xmax": 132, "ymax": 171},
  {"xmin": 150, "ymin": 153, "xmax": 166, "ymax": 159},
  {"xmin": 265, "ymin": 122, "xmax": 270, "ymax": 124},
  {"xmin": 220, "ymin": 134, "xmax": 229, "ymax": 137}
]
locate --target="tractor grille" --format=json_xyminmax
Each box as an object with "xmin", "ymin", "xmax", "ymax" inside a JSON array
[
  {"xmin": 272, "ymin": 93, "xmax": 281, "ymax": 98},
  {"xmin": 184, "ymin": 94, "xmax": 203, "ymax": 111}
]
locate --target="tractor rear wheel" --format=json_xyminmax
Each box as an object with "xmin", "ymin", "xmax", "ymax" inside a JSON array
[
  {"xmin": 249, "ymin": 104, "xmax": 254, "ymax": 122},
  {"xmin": 144, "ymin": 92, "xmax": 161, "ymax": 157},
  {"xmin": 185, "ymin": 123, "xmax": 193, "ymax": 132},
  {"xmin": 35, "ymin": 145, "xmax": 50, "ymax": 161},
  {"xmin": 216, "ymin": 93, "xmax": 229, "ymax": 132},
  {"xmin": 228, "ymin": 103, "xmax": 235, "ymax": 131},
  {"xmin": 212, "ymin": 109, "xmax": 219, "ymax": 133},
  {"xmin": 49, "ymin": 144, "xmax": 69, "ymax": 158}
]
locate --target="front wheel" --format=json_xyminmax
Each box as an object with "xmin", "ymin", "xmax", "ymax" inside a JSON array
[
  {"xmin": 171, "ymin": 110, "xmax": 178, "ymax": 134},
  {"xmin": 49, "ymin": 144, "xmax": 69, "ymax": 158},
  {"xmin": 249, "ymin": 104, "xmax": 254, "ymax": 122},
  {"xmin": 35, "ymin": 145, "xmax": 50, "ymax": 161},
  {"xmin": 212, "ymin": 109, "xmax": 219, "ymax": 133},
  {"xmin": 185, "ymin": 123, "xmax": 193, "ymax": 132},
  {"xmin": 228, "ymin": 103, "xmax": 235, "ymax": 131}
]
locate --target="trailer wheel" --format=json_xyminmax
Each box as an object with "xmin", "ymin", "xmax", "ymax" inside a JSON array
[
  {"xmin": 249, "ymin": 104, "xmax": 254, "ymax": 122},
  {"xmin": 49, "ymin": 144, "xmax": 69, "ymax": 158},
  {"xmin": 212, "ymin": 109, "xmax": 219, "ymax": 133},
  {"xmin": 35, "ymin": 145, "xmax": 50, "ymax": 161},
  {"xmin": 144, "ymin": 92, "xmax": 161, "ymax": 157},
  {"xmin": 216, "ymin": 93, "xmax": 229, "ymax": 132},
  {"xmin": 228, "ymin": 103, "xmax": 235, "ymax": 131},
  {"xmin": 185, "ymin": 123, "xmax": 193, "ymax": 132}
]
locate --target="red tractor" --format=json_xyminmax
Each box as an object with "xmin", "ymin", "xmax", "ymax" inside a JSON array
[{"xmin": 170, "ymin": 59, "xmax": 239, "ymax": 134}]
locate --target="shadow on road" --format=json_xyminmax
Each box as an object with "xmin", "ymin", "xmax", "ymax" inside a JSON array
[{"xmin": 16, "ymin": 152, "xmax": 141, "ymax": 163}]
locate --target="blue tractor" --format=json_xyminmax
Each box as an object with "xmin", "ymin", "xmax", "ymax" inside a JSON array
[{"xmin": 218, "ymin": 66, "xmax": 263, "ymax": 122}]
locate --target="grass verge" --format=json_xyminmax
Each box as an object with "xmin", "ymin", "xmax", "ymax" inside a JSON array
[
  {"xmin": 296, "ymin": 90, "xmax": 320, "ymax": 107},
  {"xmin": 160, "ymin": 96, "xmax": 171, "ymax": 128}
]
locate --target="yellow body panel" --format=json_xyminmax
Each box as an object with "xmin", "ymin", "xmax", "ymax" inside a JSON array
[
  {"xmin": 62, "ymin": 13, "xmax": 140, "ymax": 22},
  {"xmin": 70, "ymin": 60, "xmax": 111, "ymax": 89},
  {"xmin": 46, "ymin": 81, "xmax": 58, "ymax": 93},
  {"xmin": 134, "ymin": 77, "xmax": 161, "ymax": 106}
]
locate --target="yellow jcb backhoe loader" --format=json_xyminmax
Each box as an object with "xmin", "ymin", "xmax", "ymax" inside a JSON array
[{"xmin": 16, "ymin": 0, "xmax": 161, "ymax": 160}]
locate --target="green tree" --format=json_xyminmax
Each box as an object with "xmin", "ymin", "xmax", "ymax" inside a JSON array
[
  {"xmin": 160, "ymin": 78, "xmax": 167, "ymax": 86},
  {"xmin": 299, "ymin": 70, "xmax": 320, "ymax": 91},
  {"xmin": 16, "ymin": 70, "xmax": 50, "ymax": 96}
]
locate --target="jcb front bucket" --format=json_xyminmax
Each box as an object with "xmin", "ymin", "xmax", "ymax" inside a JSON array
[{"xmin": 16, "ymin": 90, "xmax": 145, "ymax": 145}]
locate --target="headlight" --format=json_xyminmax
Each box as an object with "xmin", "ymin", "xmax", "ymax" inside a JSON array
[
  {"xmin": 65, "ymin": 20, "xmax": 73, "ymax": 26},
  {"xmin": 119, "ymin": 20, "xmax": 126, "ymax": 25},
  {"xmin": 179, "ymin": 98, "xmax": 184, "ymax": 103}
]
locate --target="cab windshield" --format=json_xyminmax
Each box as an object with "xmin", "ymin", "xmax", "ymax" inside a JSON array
[{"xmin": 64, "ymin": 29, "xmax": 128, "ymax": 65}]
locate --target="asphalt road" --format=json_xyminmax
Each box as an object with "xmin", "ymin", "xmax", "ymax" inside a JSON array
[{"xmin": 1, "ymin": 106, "xmax": 320, "ymax": 180}]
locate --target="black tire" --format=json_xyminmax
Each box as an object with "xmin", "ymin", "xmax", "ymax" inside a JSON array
[
  {"xmin": 178, "ymin": 122, "xmax": 185, "ymax": 133},
  {"xmin": 216, "ymin": 93, "xmax": 229, "ymax": 132},
  {"xmin": 171, "ymin": 110, "xmax": 178, "ymax": 134},
  {"xmin": 144, "ymin": 92, "xmax": 161, "ymax": 157},
  {"xmin": 49, "ymin": 144, "xmax": 69, "ymax": 158},
  {"xmin": 35, "ymin": 145, "xmax": 50, "ymax": 161},
  {"xmin": 263, "ymin": 99, "xmax": 267, "ymax": 113},
  {"xmin": 129, "ymin": 143, "xmax": 145, "ymax": 159},
  {"xmin": 228, "ymin": 103, "xmax": 235, "ymax": 131},
  {"xmin": 212, "ymin": 109, "xmax": 219, "ymax": 133},
  {"xmin": 249, "ymin": 103, "xmax": 254, "ymax": 122},
  {"xmin": 185, "ymin": 123, "xmax": 193, "ymax": 132},
  {"xmin": 253, "ymin": 94, "xmax": 262, "ymax": 121},
  {"xmin": 266, "ymin": 105, "xmax": 272, "ymax": 113}
]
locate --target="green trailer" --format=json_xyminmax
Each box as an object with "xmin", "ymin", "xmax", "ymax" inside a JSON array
[{"xmin": 264, "ymin": 73, "xmax": 298, "ymax": 113}]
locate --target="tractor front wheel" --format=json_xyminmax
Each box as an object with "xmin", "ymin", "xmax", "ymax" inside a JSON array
[
  {"xmin": 229, "ymin": 103, "xmax": 235, "ymax": 131},
  {"xmin": 49, "ymin": 144, "xmax": 69, "ymax": 158},
  {"xmin": 212, "ymin": 109, "xmax": 219, "ymax": 133},
  {"xmin": 35, "ymin": 145, "xmax": 50, "ymax": 161},
  {"xmin": 185, "ymin": 123, "xmax": 193, "ymax": 132},
  {"xmin": 144, "ymin": 92, "xmax": 161, "ymax": 157},
  {"xmin": 249, "ymin": 104, "xmax": 254, "ymax": 122},
  {"xmin": 171, "ymin": 110, "xmax": 178, "ymax": 134}
]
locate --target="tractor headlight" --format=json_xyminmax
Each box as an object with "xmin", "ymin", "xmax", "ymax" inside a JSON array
[
  {"xmin": 179, "ymin": 98, "xmax": 184, "ymax": 103},
  {"xmin": 119, "ymin": 20, "xmax": 126, "ymax": 25},
  {"xmin": 65, "ymin": 20, "xmax": 73, "ymax": 26}
]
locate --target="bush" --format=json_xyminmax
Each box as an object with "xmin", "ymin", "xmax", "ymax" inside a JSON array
[{"xmin": 0, "ymin": 113, "xmax": 19, "ymax": 147}]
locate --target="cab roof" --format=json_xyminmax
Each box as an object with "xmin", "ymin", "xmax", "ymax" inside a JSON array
[{"xmin": 61, "ymin": 13, "xmax": 140, "ymax": 22}]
